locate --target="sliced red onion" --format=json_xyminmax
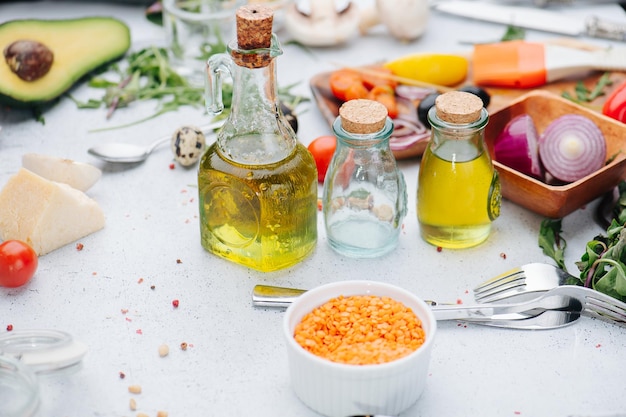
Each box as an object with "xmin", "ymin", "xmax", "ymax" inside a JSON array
[
  {"xmin": 494, "ymin": 114, "xmax": 544, "ymax": 180},
  {"xmin": 390, "ymin": 118, "xmax": 431, "ymax": 151},
  {"xmin": 395, "ymin": 85, "xmax": 438, "ymax": 101},
  {"xmin": 538, "ymin": 114, "xmax": 606, "ymax": 183}
]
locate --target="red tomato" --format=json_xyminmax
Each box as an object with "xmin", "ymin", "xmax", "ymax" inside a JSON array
[
  {"xmin": 603, "ymin": 80, "xmax": 626, "ymax": 123},
  {"xmin": 0, "ymin": 240, "xmax": 38, "ymax": 288},
  {"xmin": 308, "ymin": 135, "xmax": 337, "ymax": 183}
]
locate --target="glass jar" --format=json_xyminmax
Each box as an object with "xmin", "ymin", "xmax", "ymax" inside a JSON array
[
  {"xmin": 198, "ymin": 5, "xmax": 318, "ymax": 272},
  {"xmin": 323, "ymin": 99, "xmax": 407, "ymax": 258},
  {"xmin": 0, "ymin": 329, "xmax": 87, "ymax": 417},
  {"xmin": 417, "ymin": 91, "xmax": 501, "ymax": 249}
]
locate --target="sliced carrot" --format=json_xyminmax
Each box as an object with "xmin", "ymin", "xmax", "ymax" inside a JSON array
[
  {"xmin": 368, "ymin": 85, "xmax": 399, "ymax": 119},
  {"xmin": 344, "ymin": 81, "xmax": 369, "ymax": 101},
  {"xmin": 360, "ymin": 66, "xmax": 398, "ymax": 90},
  {"xmin": 329, "ymin": 69, "xmax": 363, "ymax": 102}
]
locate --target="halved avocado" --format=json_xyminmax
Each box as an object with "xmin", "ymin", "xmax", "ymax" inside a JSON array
[{"xmin": 0, "ymin": 17, "xmax": 131, "ymax": 107}]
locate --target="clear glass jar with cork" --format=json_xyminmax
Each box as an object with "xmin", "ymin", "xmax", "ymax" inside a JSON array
[
  {"xmin": 417, "ymin": 91, "xmax": 501, "ymax": 249},
  {"xmin": 322, "ymin": 99, "xmax": 407, "ymax": 258},
  {"xmin": 198, "ymin": 5, "xmax": 318, "ymax": 272}
]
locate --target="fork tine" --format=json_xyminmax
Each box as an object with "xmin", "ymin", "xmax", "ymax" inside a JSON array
[
  {"xmin": 473, "ymin": 266, "xmax": 525, "ymax": 294},
  {"xmin": 584, "ymin": 293, "xmax": 626, "ymax": 326}
]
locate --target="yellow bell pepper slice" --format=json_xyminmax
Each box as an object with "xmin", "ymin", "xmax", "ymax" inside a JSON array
[{"xmin": 383, "ymin": 53, "xmax": 469, "ymax": 87}]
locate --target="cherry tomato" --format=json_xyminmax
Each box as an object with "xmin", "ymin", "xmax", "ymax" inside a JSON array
[
  {"xmin": 602, "ymin": 79, "xmax": 626, "ymax": 123},
  {"xmin": 0, "ymin": 240, "xmax": 38, "ymax": 288},
  {"xmin": 308, "ymin": 135, "xmax": 337, "ymax": 183}
]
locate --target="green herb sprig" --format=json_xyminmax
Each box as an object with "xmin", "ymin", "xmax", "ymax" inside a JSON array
[
  {"xmin": 562, "ymin": 72, "xmax": 613, "ymax": 104},
  {"xmin": 70, "ymin": 46, "xmax": 307, "ymax": 132}
]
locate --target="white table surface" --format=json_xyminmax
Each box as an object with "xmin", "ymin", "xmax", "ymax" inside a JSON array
[{"xmin": 1, "ymin": 1, "xmax": 626, "ymax": 416}]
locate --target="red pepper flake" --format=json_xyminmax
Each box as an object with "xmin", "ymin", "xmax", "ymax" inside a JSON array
[
  {"xmin": 125, "ymin": 317, "xmax": 132, "ymax": 322},
  {"xmin": 119, "ymin": 371, "xmax": 126, "ymax": 379},
  {"xmin": 172, "ymin": 299, "xmax": 180, "ymax": 308},
  {"xmin": 189, "ymin": 197, "xmax": 195, "ymax": 203},
  {"xmin": 169, "ymin": 163, "xmax": 175, "ymax": 170},
  {"xmin": 317, "ymin": 199, "xmax": 323, "ymax": 211},
  {"xmin": 596, "ymin": 343, "xmax": 602, "ymax": 348},
  {"xmin": 181, "ymin": 189, "xmax": 188, "ymax": 193},
  {"xmin": 136, "ymin": 329, "xmax": 143, "ymax": 335},
  {"xmin": 514, "ymin": 412, "xmax": 521, "ymax": 415},
  {"xmin": 121, "ymin": 308, "xmax": 129, "ymax": 314},
  {"xmin": 180, "ymin": 342, "xmax": 188, "ymax": 350},
  {"xmin": 500, "ymin": 252, "xmax": 507, "ymax": 259},
  {"xmin": 176, "ymin": 259, "xmax": 182, "ymax": 264},
  {"xmin": 436, "ymin": 246, "xmax": 443, "ymax": 252},
  {"xmin": 76, "ymin": 243, "xmax": 84, "ymax": 251},
  {"xmin": 150, "ymin": 285, "xmax": 156, "ymax": 290},
  {"xmin": 6, "ymin": 324, "xmax": 13, "ymax": 331},
  {"xmin": 137, "ymin": 278, "xmax": 144, "ymax": 284},
  {"xmin": 456, "ymin": 298, "xmax": 463, "ymax": 304},
  {"xmin": 92, "ymin": 272, "xmax": 97, "ymax": 276}
]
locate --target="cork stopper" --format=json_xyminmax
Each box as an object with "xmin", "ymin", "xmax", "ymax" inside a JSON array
[
  {"xmin": 435, "ymin": 91, "xmax": 483, "ymax": 124},
  {"xmin": 236, "ymin": 5, "xmax": 273, "ymax": 50},
  {"xmin": 339, "ymin": 99, "xmax": 388, "ymax": 134},
  {"xmin": 232, "ymin": 5, "xmax": 274, "ymax": 68}
]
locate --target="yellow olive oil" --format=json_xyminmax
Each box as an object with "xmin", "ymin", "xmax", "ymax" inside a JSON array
[
  {"xmin": 417, "ymin": 143, "xmax": 498, "ymax": 249},
  {"xmin": 198, "ymin": 138, "xmax": 318, "ymax": 272}
]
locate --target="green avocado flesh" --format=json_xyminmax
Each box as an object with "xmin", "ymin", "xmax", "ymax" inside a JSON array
[{"xmin": 0, "ymin": 17, "xmax": 131, "ymax": 107}]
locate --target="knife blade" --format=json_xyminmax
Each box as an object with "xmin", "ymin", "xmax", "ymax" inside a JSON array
[{"xmin": 434, "ymin": 0, "xmax": 626, "ymax": 41}]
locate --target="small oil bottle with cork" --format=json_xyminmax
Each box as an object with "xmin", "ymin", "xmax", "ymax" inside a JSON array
[
  {"xmin": 198, "ymin": 5, "xmax": 318, "ymax": 272},
  {"xmin": 417, "ymin": 91, "xmax": 501, "ymax": 249},
  {"xmin": 323, "ymin": 99, "xmax": 407, "ymax": 258}
]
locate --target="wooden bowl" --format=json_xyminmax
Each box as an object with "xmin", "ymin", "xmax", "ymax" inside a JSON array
[{"xmin": 485, "ymin": 90, "xmax": 626, "ymax": 219}]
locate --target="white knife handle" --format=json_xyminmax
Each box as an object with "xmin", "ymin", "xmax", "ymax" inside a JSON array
[{"xmin": 587, "ymin": 16, "xmax": 626, "ymax": 41}]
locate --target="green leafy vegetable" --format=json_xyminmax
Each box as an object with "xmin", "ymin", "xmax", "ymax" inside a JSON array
[
  {"xmin": 70, "ymin": 45, "xmax": 306, "ymax": 131},
  {"xmin": 538, "ymin": 218, "xmax": 568, "ymax": 271},
  {"xmin": 501, "ymin": 26, "xmax": 525, "ymax": 41},
  {"xmin": 562, "ymin": 72, "xmax": 613, "ymax": 103}
]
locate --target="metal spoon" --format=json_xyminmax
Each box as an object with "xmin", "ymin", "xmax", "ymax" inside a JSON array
[{"xmin": 87, "ymin": 120, "xmax": 225, "ymax": 163}]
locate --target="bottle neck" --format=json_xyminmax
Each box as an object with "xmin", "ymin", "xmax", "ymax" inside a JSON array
[
  {"xmin": 332, "ymin": 117, "xmax": 394, "ymax": 150},
  {"xmin": 428, "ymin": 106, "xmax": 489, "ymax": 161}
]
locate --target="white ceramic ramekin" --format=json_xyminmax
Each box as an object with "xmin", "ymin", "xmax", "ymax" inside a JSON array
[{"xmin": 282, "ymin": 280, "xmax": 436, "ymax": 417}]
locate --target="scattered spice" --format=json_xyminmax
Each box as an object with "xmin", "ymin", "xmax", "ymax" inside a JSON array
[
  {"xmin": 6, "ymin": 324, "xmax": 13, "ymax": 331},
  {"xmin": 129, "ymin": 398, "xmax": 137, "ymax": 411},
  {"xmin": 294, "ymin": 294, "xmax": 425, "ymax": 365},
  {"xmin": 137, "ymin": 413, "xmax": 149, "ymax": 417},
  {"xmin": 176, "ymin": 259, "xmax": 182, "ymax": 264},
  {"xmin": 76, "ymin": 243, "xmax": 84, "ymax": 251},
  {"xmin": 136, "ymin": 329, "xmax": 143, "ymax": 335},
  {"xmin": 121, "ymin": 309, "xmax": 129, "ymax": 314},
  {"xmin": 500, "ymin": 252, "xmax": 507, "ymax": 259},
  {"xmin": 150, "ymin": 285, "xmax": 156, "ymax": 290},
  {"xmin": 436, "ymin": 246, "xmax": 442, "ymax": 252},
  {"xmin": 157, "ymin": 411, "xmax": 169, "ymax": 417},
  {"xmin": 172, "ymin": 299, "xmax": 179, "ymax": 308},
  {"xmin": 180, "ymin": 342, "xmax": 188, "ymax": 351},
  {"xmin": 169, "ymin": 163, "xmax": 175, "ymax": 170},
  {"xmin": 138, "ymin": 278, "xmax": 144, "ymax": 284},
  {"xmin": 128, "ymin": 384, "xmax": 142, "ymax": 394},
  {"xmin": 119, "ymin": 371, "xmax": 126, "ymax": 379},
  {"xmin": 158, "ymin": 344, "xmax": 170, "ymax": 357}
]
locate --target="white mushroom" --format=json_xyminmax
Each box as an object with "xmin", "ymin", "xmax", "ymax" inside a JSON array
[
  {"xmin": 284, "ymin": 0, "xmax": 360, "ymax": 47},
  {"xmin": 359, "ymin": 0, "xmax": 430, "ymax": 42}
]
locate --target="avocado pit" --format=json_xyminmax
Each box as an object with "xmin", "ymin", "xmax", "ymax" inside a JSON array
[{"xmin": 4, "ymin": 39, "xmax": 54, "ymax": 81}]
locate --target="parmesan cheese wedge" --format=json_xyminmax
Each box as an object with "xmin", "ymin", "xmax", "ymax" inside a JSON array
[
  {"xmin": 22, "ymin": 153, "xmax": 102, "ymax": 192},
  {"xmin": 0, "ymin": 168, "xmax": 105, "ymax": 255}
]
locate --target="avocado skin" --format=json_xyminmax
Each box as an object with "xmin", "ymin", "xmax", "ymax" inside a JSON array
[{"xmin": 0, "ymin": 17, "xmax": 131, "ymax": 108}]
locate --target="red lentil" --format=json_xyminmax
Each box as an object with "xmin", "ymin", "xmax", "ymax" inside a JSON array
[{"xmin": 294, "ymin": 295, "xmax": 426, "ymax": 365}]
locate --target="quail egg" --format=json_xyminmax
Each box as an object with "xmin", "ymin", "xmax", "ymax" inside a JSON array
[{"xmin": 171, "ymin": 126, "xmax": 206, "ymax": 166}]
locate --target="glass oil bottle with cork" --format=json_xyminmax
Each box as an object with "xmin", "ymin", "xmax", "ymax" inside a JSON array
[
  {"xmin": 323, "ymin": 99, "xmax": 407, "ymax": 258},
  {"xmin": 417, "ymin": 91, "xmax": 501, "ymax": 249},
  {"xmin": 198, "ymin": 5, "xmax": 318, "ymax": 272}
]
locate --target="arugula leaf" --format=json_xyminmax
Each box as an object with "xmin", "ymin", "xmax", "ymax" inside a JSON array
[
  {"xmin": 562, "ymin": 72, "xmax": 613, "ymax": 103},
  {"xmin": 538, "ymin": 218, "xmax": 568, "ymax": 271},
  {"xmin": 71, "ymin": 45, "xmax": 307, "ymax": 131},
  {"xmin": 501, "ymin": 26, "xmax": 525, "ymax": 41}
]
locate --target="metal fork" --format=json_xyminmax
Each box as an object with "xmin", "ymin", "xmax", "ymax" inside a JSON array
[
  {"xmin": 252, "ymin": 284, "xmax": 585, "ymax": 329},
  {"xmin": 473, "ymin": 263, "xmax": 571, "ymax": 303},
  {"xmin": 474, "ymin": 263, "xmax": 626, "ymax": 326}
]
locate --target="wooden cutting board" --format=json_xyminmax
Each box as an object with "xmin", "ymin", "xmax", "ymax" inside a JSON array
[{"xmin": 310, "ymin": 69, "xmax": 626, "ymax": 160}]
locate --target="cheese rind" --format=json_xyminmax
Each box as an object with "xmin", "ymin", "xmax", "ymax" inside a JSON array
[{"xmin": 0, "ymin": 168, "xmax": 105, "ymax": 255}]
